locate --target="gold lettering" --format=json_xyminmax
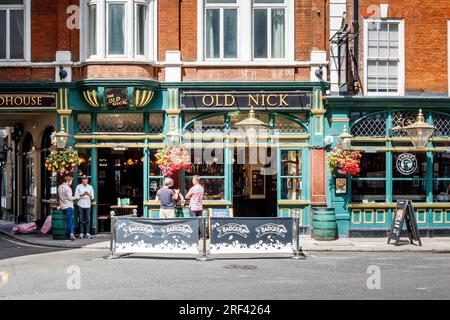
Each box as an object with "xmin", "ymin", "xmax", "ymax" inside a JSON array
[
  {"xmin": 215, "ymin": 94, "xmax": 223, "ymax": 107},
  {"xmin": 0, "ymin": 97, "xmax": 5, "ymax": 106},
  {"xmin": 261, "ymin": 94, "xmax": 266, "ymax": 107},
  {"xmin": 267, "ymin": 94, "xmax": 277, "ymax": 107},
  {"xmin": 5, "ymin": 97, "xmax": 13, "ymax": 105},
  {"xmin": 224, "ymin": 94, "xmax": 235, "ymax": 107},
  {"xmin": 202, "ymin": 94, "xmax": 214, "ymax": 107},
  {"xmin": 14, "ymin": 97, "xmax": 23, "ymax": 106},
  {"xmin": 37, "ymin": 97, "xmax": 42, "ymax": 105},
  {"xmin": 248, "ymin": 94, "xmax": 259, "ymax": 107},
  {"xmin": 279, "ymin": 95, "xmax": 288, "ymax": 107}
]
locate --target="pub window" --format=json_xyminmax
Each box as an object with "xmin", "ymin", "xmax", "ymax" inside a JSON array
[
  {"xmin": 185, "ymin": 148, "xmax": 225, "ymax": 201},
  {"xmin": 77, "ymin": 114, "xmax": 92, "ymax": 134},
  {"xmin": 205, "ymin": 0, "xmax": 238, "ymax": 60},
  {"xmin": 392, "ymin": 152, "xmax": 427, "ymax": 202},
  {"xmin": 433, "ymin": 153, "xmax": 450, "ymax": 202},
  {"xmin": 253, "ymin": 0, "xmax": 286, "ymax": 59},
  {"xmin": 77, "ymin": 149, "xmax": 92, "ymax": 178},
  {"xmin": 96, "ymin": 113, "xmax": 144, "ymax": 133},
  {"xmin": 280, "ymin": 150, "xmax": 302, "ymax": 200},
  {"xmin": 184, "ymin": 114, "xmax": 226, "ymax": 134},
  {"xmin": 148, "ymin": 113, "xmax": 164, "ymax": 134},
  {"xmin": 148, "ymin": 149, "xmax": 164, "ymax": 200},
  {"xmin": 0, "ymin": 0, "xmax": 25, "ymax": 60},
  {"xmin": 351, "ymin": 152, "xmax": 386, "ymax": 203},
  {"xmin": 365, "ymin": 20, "xmax": 404, "ymax": 95}
]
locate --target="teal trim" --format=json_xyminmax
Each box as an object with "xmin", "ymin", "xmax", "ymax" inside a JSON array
[{"xmin": 143, "ymin": 113, "xmax": 150, "ymax": 218}]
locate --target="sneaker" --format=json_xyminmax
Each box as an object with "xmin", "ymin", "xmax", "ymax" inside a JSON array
[
  {"xmin": 86, "ymin": 233, "xmax": 92, "ymax": 239},
  {"xmin": 79, "ymin": 233, "xmax": 84, "ymax": 239},
  {"xmin": 70, "ymin": 234, "xmax": 76, "ymax": 241}
]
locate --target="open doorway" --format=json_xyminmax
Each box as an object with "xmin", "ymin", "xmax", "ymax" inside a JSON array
[
  {"xmin": 97, "ymin": 148, "xmax": 144, "ymax": 217},
  {"xmin": 232, "ymin": 148, "xmax": 277, "ymax": 217}
]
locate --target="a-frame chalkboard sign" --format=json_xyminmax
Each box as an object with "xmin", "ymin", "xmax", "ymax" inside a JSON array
[{"xmin": 387, "ymin": 200, "xmax": 422, "ymax": 246}]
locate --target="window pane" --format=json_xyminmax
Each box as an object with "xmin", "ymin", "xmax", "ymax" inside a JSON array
[
  {"xmin": 10, "ymin": 10, "xmax": 24, "ymax": 59},
  {"xmin": 0, "ymin": 11, "xmax": 5, "ymax": 59},
  {"xmin": 392, "ymin": 180, "xmax": 427, "ymax": 202},
  {"xmin": 271, "ymin": 9, "xmax": 285, "ymax": 58},
  {"xmin": 281, "ymin": 178, "xmax": 301, "ymax": 200},
  {"xmin": 136, "ymin": 4, "xmax": 147, "ymax": 56},
  {"xmin": 185, "ymin": 178, "xmax": 224, "ymax": 200},
  {"xmin": 280, "ymin": 150, "xmax": 302, "ymax": 176},
  {"xmin": 351, "ymin": 180, "xmax": 386, "ymax": 202},
  {"xmin": 88, "ymin": 5, "xmax": 97, "ymax": 56},
  {"xmin": 108, "ymin": 4, "xmax": 125, "ymax": 55},
  {"xmin": 223, "ymin": 9, "xmax": 237, "ymax": 58},
  {"xmin": 434, "ymin": 153, "xmax": 450, "ymax": 178},
  {"xmin": 76, "ymin": 149, "xmax": 91, "ymax": 178},
  {"xmin": 149, "ymin": 178, "xmax": 163, "ymax": 200},
  {"xmin": 358, "ymin": 152, "xmax": 386, "ymax": 178},
  {"xmin": 393, "ymin": 153, "xmax": 427, "ymax": 178},
  {"xmin": 253, "ymin": 9, "xmax": 267, "ymax": 58},
  {"xmin": 188, "ymin": 149, "xmax": 225, "ymax": 176},
  {"xmin": 205, "ymin": 9, "xmax": 220, "ymax": 59}
]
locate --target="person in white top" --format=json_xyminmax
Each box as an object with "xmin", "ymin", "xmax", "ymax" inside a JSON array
[{"xmin": 75, "ymin": 176, "xmax": 95, "ymax": 239}]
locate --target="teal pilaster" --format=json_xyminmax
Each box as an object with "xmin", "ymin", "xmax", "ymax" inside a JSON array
[
  {"xmin": 143, "ymin": 112, "xmax": 150, "ymax": 218},
  {"xmin": 91, "ymin": 114, "xmax": 98, "ymax": 233}
]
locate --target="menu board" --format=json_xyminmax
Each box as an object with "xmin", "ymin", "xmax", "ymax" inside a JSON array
[{"xmin": 387, "ymin": 200, "xmax": 422, "ymax": 246}]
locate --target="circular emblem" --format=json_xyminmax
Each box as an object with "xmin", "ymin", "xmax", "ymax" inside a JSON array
[
  {"xmin": 402, "ymin": 116, "xmax": 416, "ymax": 127},
  {"xmin": 396, "ymin": 153, "xmax": 418, "ymax": 175}
]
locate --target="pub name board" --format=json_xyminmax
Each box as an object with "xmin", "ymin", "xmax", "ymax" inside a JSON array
[
  {"xmin": 0, "ymin": 94, "xmax": 56, "ymax": 109},
  {"xmin": 180, "ymin": 91, "xmax": 312, "ymax": 110}
]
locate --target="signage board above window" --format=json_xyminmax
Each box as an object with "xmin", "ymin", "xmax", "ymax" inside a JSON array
[
  {"xmin": 0, "ymin": 94, "xmax": 56, "ymax": 110},
  {"xmin": 180, "ymin": 91, "xmax": 312, "ymax": 111},
  {"xmin": 105, "ymin": 88, "xmax": 128, "ymax": 110}
]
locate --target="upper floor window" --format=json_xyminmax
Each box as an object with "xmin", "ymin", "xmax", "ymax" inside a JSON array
[
  {"xmin": 0, "ymin": 0, "xmax": 25, "ymax": 60},
  {"xmin": 84, "ymin": 0, "xmax": 154, "ymax": 60},
  {"xmin": 253, "ymin": 0, "xmax": 286, "ymax": 59},
  {"xmin": 364, "ymin": 20, "xmax": 404, "ymax": 95},
  {"xmin": 202, "ymin": 0, "xmax": 291, "ymax": 62}
]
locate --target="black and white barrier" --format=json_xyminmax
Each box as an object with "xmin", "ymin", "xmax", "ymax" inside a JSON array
[
  {"xmin": 110, "ymin": 217, "xmax": 200, "ymax": 256},
  {"xmin": 210, "ymin": 217, "xmax": 294, "ymax": 254},
  {"xmin": 108, "ymin": 215, "xmax": 305, "ymax": 260}
]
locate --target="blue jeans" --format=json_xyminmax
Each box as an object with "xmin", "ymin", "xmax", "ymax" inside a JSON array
[
  {"xmin": 78, "ymin": 206, "xmax": 91, "ymax": 235},
  {"xmin": 63, "ymin": 207, "xmax": 74, "ymax": 239}
]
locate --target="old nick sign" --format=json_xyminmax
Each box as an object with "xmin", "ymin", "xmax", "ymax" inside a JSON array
[{"xmin": 180, "ymin": 91, "xmax": 312, "ymax": 110}]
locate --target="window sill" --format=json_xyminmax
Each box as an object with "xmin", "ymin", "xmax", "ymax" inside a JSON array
[
  {"xmin": 82, "ymin": 58, "xmax": 158, "ymax": 66},
  {"xmin": 181, "ymin": 60, "xmax": 315, "ymax": 67}
]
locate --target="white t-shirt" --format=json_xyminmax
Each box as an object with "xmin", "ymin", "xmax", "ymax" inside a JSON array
[{"xmin": 75, "ymin": 184, "xmax": 94, "ymax": 208}]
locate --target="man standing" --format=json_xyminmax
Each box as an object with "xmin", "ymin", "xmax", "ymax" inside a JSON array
[
  {"xmin": 185, "ymin": 176, "xmax": 204, "ymax": 217},
  {"xmin": 58, "ymin": 176, "xmax": 80, "ymax": 241},
  {"xmin": 75, "ymin": 176, "xmax": 94, "ymax": 239},
  {"xmin": 155, "ymin": 177, "xmax": 180, "ymax": 218}
]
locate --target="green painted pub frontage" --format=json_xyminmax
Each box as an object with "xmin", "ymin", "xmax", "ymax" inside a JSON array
[
  {"xmin": 64, "ymin": 80, "xmax": 328, "ymax": 235},
  {"xmin": 326, "ymin": 96, "xmax": 450, "ymax": 237}
]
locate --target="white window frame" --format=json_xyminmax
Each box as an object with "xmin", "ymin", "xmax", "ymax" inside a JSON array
[
  {"xmin": 252, "ymin": 0, "xmax": 288, "ymax": 61},
  {"xmin": 81, "ymin": 0, "xmax": 156, "ymax": 62},
  {"xmin": 0, "ymin": 0, "xmax": 30, "ymax": 63},
  {"xmin": 197, "ymin": 0, "xmax": 294, "ymax": 63},
  {"xmin": 204, "ymin": 1, "xmax": 239, "ymax": 61},
  {"xmin": 363, "ymin": 19, "xmax": 405, "ymax": 96}
]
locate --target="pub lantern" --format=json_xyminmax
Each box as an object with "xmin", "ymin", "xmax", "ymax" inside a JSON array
[
  {"xmin": 403, "ymin": 109, "xmax": 435, "ymax": 149},
  {"xmin": 338, "ymin": 125, "xmax": 353, "ymax": 150},
  {"xmin": 52, "ymin": 124, "xmax": 69, "ymax": 149},
  {"xmin": 235, "ymin": 106, "xmax": 267, "ymax": 137},
  {"xmin": 165, "ymin": 119, "xmax": 180, "ymax": 146}
]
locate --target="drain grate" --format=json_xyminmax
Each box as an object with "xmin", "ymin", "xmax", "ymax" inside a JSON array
[{"xmin": 223, "ymin": 264, "xmax": 257, "ymax": 270}]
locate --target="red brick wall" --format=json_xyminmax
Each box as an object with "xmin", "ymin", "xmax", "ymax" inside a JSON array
[
  {"xmin": 182, "ymin": 67, "xmax": 310, "ymax": 81},
  {"xmin": 180, "ymin": 0, "xmax": 197, "ymax": 62},
  {"xmin": 80, "ymin": 65, "xmax": 158, "ymax": 80},
  {"xmin": 158, "ymin": 0, "xmax": 180, "ymax": 61},
  {"xmin": 355, "ymin": 0, "xmax": 450, "ymax": 93}
]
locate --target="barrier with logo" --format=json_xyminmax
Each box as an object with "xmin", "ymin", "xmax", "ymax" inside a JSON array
[
  {"xmin": 111, "ymin": 217, "xmax": 200, "ymax": 255},
  {"xmin": 209, "ymin": 217, "xmax": 294, "ymax": 254}
]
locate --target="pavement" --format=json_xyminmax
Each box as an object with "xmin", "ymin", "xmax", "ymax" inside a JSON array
[{"xmin": 1, "ymin": 219, "xmax": 450, "ymax": 252}]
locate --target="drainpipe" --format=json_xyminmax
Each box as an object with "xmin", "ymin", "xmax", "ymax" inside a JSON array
[{"xmin": 353, "ymin": 0, "xmax": 359, "ymax": 80}]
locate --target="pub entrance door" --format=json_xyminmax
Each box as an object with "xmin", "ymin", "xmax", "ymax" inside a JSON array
[
  {"xmin": 232, "ymin": 148, "xmax": 277, "ymax": 217},
  {"xmin": 97, "ymin": 148, "xmax": 144, "ymax": 217}
]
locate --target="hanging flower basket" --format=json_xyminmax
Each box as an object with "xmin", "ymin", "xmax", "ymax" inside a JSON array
[
  {"xmin": 45, "ymin": 147, "xmax": 79, "ymax": 176},
  {"xmin": 327, "ymin": 144, "xmax": 362, "ymax": 177},
  {"xmin": 155, "ymin": 145, "xmax": 191, "ymax": 177}
]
